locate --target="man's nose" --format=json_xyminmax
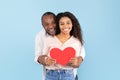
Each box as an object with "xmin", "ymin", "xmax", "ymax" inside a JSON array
[{"xmin": 48, "ymin": 24, "xmax": 54, "ymax": 28}]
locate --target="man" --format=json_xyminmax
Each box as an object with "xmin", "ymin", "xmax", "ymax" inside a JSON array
[{"xmin": 35, "ymin": 12, "xmax": 85, "ymax": 80}]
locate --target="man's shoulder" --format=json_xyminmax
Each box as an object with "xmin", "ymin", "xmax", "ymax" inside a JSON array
[
  {"xmin": 38, "ymin": 29, "xmax": 46, "ymax": 34},
  {"xmin": 36, "ymin": 29, "xmax": 46, "ymax": 36},
  {"xmin": 35, "ymin": 29, "xmax": 46, "ymax": 40},
  {"xmin": 45, "ymin": 36, "xmax": 56, "ymax": 43}
]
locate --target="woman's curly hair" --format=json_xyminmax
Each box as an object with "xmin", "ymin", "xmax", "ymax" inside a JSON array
[{"xmin": 56, "ymin": 12, "xmax": 83, "ymax": 45}]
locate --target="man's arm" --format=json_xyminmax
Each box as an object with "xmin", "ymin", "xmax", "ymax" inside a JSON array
[
  {"xmin": 35, "ymin": 31, "xmax": 56, "ymax": 66},
  {"xmin": 34, "ymin": 32, "xmax": 43, "ymax": 64},
  {"xmin": 37, "ymin": 55, "xmax": 48, "ymax": 65}
]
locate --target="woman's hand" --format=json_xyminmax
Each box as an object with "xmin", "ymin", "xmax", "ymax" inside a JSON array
[
  {"xmin": 45, "ymin": 57, "xmax": 56, "ymax": 66},
  {"xmin": 38, "ymin": 55, "xmax": 56, "ymax": 66},
  {"xmin": 67, "ymin": 56, "xmax": 83, "ymax": 68}
]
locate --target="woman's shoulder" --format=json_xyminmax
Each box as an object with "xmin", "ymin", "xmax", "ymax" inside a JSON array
[
  {"xmin": 71, "ymin": 36, "xmax": 79, "ymax": 41},
  {"xmin": 71, "ymin": 36, "xmax": 82, "ymax": 45}
]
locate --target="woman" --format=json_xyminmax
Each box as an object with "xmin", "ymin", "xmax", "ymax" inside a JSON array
[{"xmin": 42, "ymin": 12, "xmax": 84, "ymax": 80}]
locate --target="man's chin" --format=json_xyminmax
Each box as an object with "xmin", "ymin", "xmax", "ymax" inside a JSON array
[{"xmin": 48, "ymin": 32, "xmax": 55, "ymax": 36}]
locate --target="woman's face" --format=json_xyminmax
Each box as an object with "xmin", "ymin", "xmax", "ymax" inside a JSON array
[{"xmin": 59, "ymin": 17, "xmax": 73, "ymax": 35}]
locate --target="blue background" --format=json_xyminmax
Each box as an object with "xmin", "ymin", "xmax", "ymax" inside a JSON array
[{"xmin": 0, "ymin": 0, "xmax": 120, "ymax": 80}]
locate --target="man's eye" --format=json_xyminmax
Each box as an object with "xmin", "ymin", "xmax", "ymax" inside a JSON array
[{"xmin": 45, "ymin": 24, "xmax": 49, "ymax": 26}]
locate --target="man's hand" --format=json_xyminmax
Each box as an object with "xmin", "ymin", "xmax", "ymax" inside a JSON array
[{"xmin": 67, "ymin": 56, "xmax": 83, "ymax": 68}]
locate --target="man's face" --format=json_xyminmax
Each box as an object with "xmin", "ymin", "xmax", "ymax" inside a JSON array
[{"xmin": 42, "ymin": 15, "xmax": 56, "ymax": 36}]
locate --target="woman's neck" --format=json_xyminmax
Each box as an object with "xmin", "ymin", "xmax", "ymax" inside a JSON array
[{"xmin": 56, "ymin": 33, "xmax": 71, "ymax": 43}]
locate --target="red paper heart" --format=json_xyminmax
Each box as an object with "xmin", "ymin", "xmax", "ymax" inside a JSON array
[{"xmin": 50, "ymin": 47, "xmax": 75, "ymax": 66}]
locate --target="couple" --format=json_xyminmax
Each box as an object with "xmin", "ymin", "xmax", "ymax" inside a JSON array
[{"xmin": 35, "ymin": 12, "xmax": 85, "ymax": 80}]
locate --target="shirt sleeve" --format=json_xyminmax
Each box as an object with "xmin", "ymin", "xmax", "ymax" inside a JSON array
[
  {"xmin": 34, "ymin": 33, "xmax": 43, "ymax": 63},
  {"xmin": 42, "ymin": 36, "xmax": 50, "ymax": 55},
  {"xmin": 79, "ymin": 46, "xmax": 86, "ymax": 60}
]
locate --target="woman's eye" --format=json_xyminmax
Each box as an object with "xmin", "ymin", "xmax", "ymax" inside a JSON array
[{"xmin": 60, "ymin": 23, "xmax": 64, "ymax": 25}]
